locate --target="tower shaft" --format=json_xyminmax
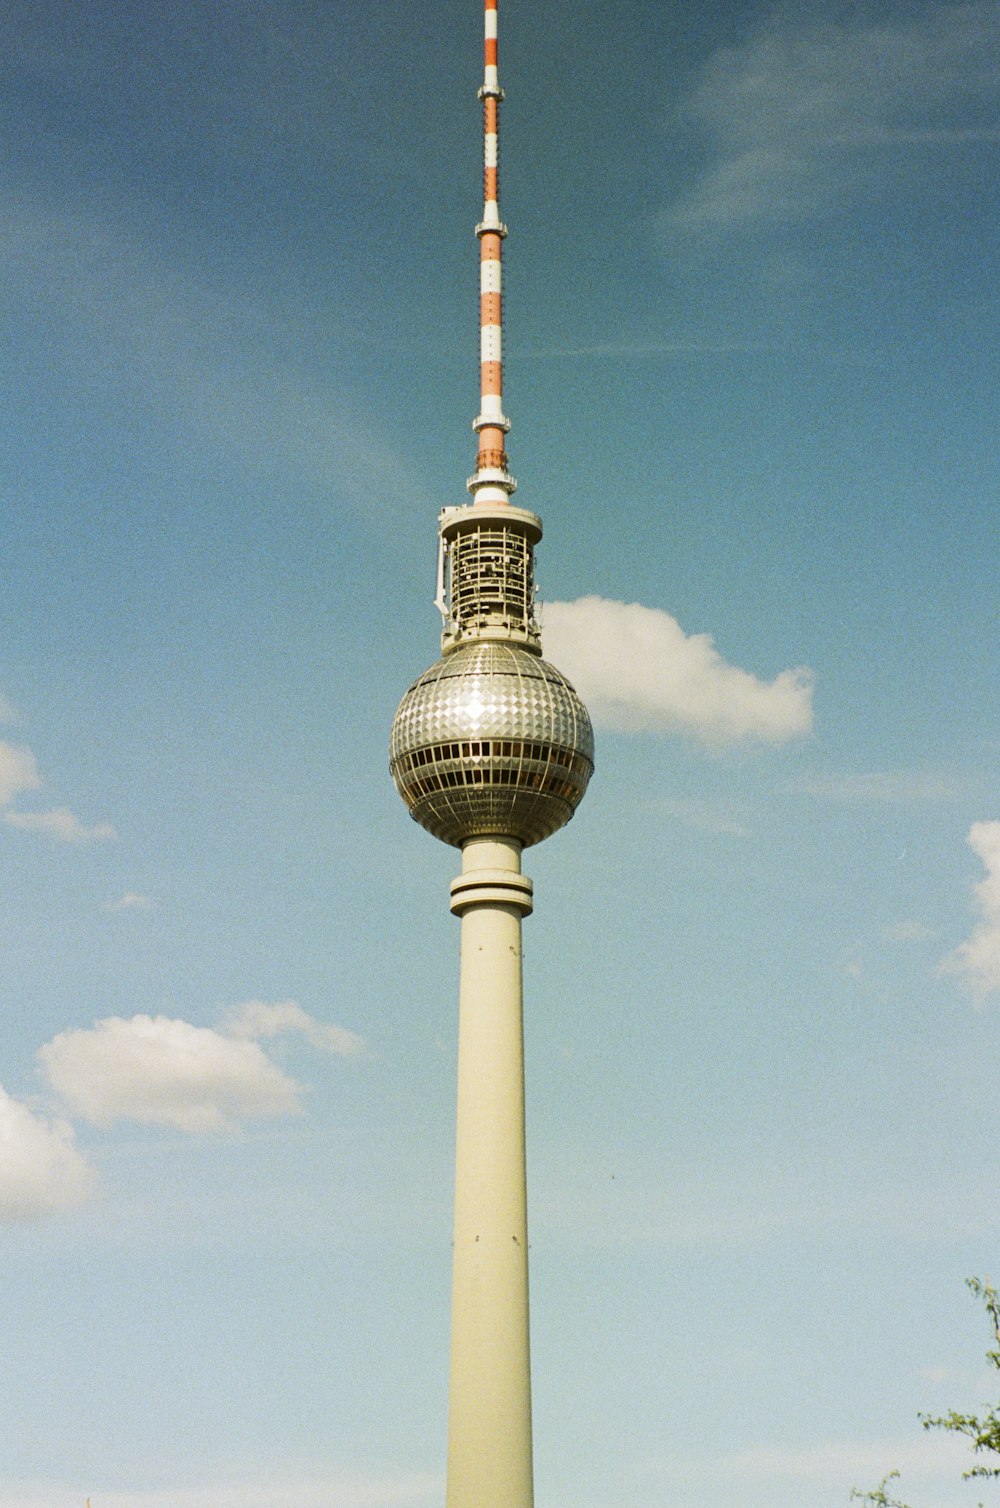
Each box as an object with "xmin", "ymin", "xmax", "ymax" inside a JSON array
[
  {"xmin": 389, "ymin": 0, "xmax": 593, "ymax": 1500},
  {"xmin": 447, "ymin": 837, "xmax": 534, "ymax": 1508}
]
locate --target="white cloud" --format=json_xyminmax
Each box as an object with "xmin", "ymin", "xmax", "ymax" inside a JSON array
[
  {"xmin": 0, "ymin": 1086, "xmax": 95, "ymax": 1222},
  {"xmin": 0, "ymin": 728, "xmax": 115, "ymax": 843},
  {"xmin": 941, "ymin": 820, "xmax": 1000, "ymax": 996},
  {"xmin": 104, "ymin": 891, "xmax": 157, "ymax": 912},
  {"xmin": 667, "ymin": 6, "xmax": 1000, "ymax": 232},
  {"xmin": 224, "ymin": 999, "xmax": 363, "ymax": 1056},
  {"xmin": 38, "ymin": 1015, "xmax": 303, "ymax": 1133},
  {"xmin": 0, "ymin": 694, "xmax": 19, "ymax": 724},
  {"xmin": 0, "ymin": 741, "xmax": 41, "ymax": 804},
  {"xmin": 4, "ymin": 805, "xmax": 117, "ymax": 842},
  {"xmin": 542, "ymin": 596, "xmax": 812, "ymax": 745}
]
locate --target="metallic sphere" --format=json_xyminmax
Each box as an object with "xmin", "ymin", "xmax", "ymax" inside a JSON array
[{"xmin": 390, "ymin": 641, "xmax": 594, "ymax": 848}]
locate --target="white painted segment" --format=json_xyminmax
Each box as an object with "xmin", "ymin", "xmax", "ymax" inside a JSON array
[
  {"xmin": 482, "ymin": 200, "xmax": 500, "ymax": 225},
  {"xmin": 485, "ymin": 134, "xmax": 498, "ymax": 168},
  {"xmin": 480, "ymin": 260, "xmax": 503, "ymax": 294},
  {"xmin": 478, "ymin": 394, "xmax": 505, "ymax": 420},
  {"xmin": 472, "ymin": 482, "xmax": 513, "ymax": 504},
  {"xmin": 484, "ymin": 65, "xmax": 499, "ymax": 89},
  {"xmin": 485, "ymin": 9, "xmax": 498, "ymax": 38},
  {"xmin": 481, "ymin": 325, "xmax": 503, "ymax": 362}
]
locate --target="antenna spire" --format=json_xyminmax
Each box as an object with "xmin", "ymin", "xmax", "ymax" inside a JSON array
[{"xmin": 469, "ymin": 0, "xmax": 515, "ymax": 504}]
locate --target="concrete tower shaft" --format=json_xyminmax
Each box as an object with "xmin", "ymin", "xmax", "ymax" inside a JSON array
[
  {"xmin": 387, "ymin": 5, "xmax": 593, "ymax": 1506},
  {"xmin": 446, "ymin": 837, "xmax": 534, "ymax": 1508}
]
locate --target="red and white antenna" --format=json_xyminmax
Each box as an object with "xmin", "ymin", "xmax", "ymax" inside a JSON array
[{"xmin": 469, "ymin": 0, "xmax": 515, "ymax": 505}]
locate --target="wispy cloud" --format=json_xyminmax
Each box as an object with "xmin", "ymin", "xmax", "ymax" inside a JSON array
[
  {"xmin": 38, "ymin": 1015, "xmax": 303, "ymax": 1134},
  {"xmin": 0, "ymin": 694, "xmax": 20, "ymax": 724},
  {"xmin": 542, "ymin": 596, "xmax": 812, "ymax": 745},
  {"xmin": 790, "ymin": 770, "xmax": 961, "ymax": 803},
  {"xmin": 653, "ymin": 796, "xmax": 753, "ymax": 837},
  {"xmin": 666, "ymin": 4, "xmax": 1000, "ymax": 233},
  {"xmin": 1, "ymin": 184, "xmax": 423, "ymax": 526},
  {"xmin": 4, "ymin": 806, "xmax": 117, "ymax": 843},
  {"xmin": 0, "ymin": 741, "xmax": 41, "ymax": 805},
  {"xmin": 1, "ymin": 722, "xmax": 115, "ymax": 842},
  {"xmin": 882, "ymin": 919, "xmax": 937, "ymax": 944},
  {"xmin": 0, "ymin": 1085, "xmax": 96, "ymax": 1223},
  {"xmin": 223, "ymin": 999, "xmax": 363, "ymax": 1056},
  {"xmin": 104, "ymin": 892, "xmax": 157, "ymax": 912},
  {"xmin": 941, "ymin": 820, "xmax": 1000, "ymax": 996}
]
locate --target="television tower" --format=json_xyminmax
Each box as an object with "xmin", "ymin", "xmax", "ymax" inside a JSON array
[{"xmin": 389, "ymin": 3, "xmax": 594, "ymax": 1504}]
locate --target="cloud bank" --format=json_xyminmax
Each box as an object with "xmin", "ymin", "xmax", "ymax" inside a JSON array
[
  {"xmin": 39, "ymin": 1015, "xmax": 303, "ymax": 1133},
  {"xmin": 0, "ymin": 1087, "xmax": 95, "ymax": 1222},
  {"xmin": 542, "ymin": 596, "xmax": 812, "ymax": 745},
  {"xmin": 942, "ymin": 820, "xmax": 1000, "ymax": 995}
]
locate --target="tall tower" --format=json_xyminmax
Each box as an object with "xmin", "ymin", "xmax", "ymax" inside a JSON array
[{"xmin": 389, "ymin": 4, "xmax": 594, "ymax": 1504}]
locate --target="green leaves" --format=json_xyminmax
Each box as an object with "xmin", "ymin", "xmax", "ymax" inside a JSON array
[
  {"xmin": 850, "ymin": 1470, "xmax": 910, "ymax": 1508},
  {"xmin": 853, "ymin": 1278, "xmax": 1000, "ymax": 1507}
]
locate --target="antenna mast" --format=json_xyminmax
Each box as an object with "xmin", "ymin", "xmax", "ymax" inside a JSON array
[{"xmin": 470, "ymin": 0, "xmax": 515, "ymax": 503}]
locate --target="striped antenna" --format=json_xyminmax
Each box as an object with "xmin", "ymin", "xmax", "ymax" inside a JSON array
[{"xmin": 469, "ymin": 0, "xmax": 516, "ymax": 504}]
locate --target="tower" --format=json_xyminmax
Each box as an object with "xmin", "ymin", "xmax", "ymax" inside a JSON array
[{"xmin": 389, "ymin": 4, "xmax": 594, "ymax": 1504}]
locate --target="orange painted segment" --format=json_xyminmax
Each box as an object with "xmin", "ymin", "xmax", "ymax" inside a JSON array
[
  {"xmin": 480, "ymin": 235, "xmax": 502, "ymax": 260},
  {"xmin": 480, "ymin": 363, "xmax": 503, "ymax": 395},
  {"xmin": 481, "ymin": 293, "xmax": 502, "ymax": 324},
  {"xmin": 484, "ymin": 167, "xmax": 498, "ymax": 200},
  {"xmin": 485, "ymin": 38, "xmax": 498, "ymax": 65},
  {"xmin": 484, "ymin": 97, "xmax": 498, "ymax": 133}
]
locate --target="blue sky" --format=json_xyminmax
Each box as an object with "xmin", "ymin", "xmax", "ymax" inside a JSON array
[{"xmin": 2, "ymin": 1, "xmax": 999, "ymax": 1505}]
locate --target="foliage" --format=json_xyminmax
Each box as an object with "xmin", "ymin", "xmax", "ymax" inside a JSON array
[
  {"xmin": 850, "ymin": 1278, "xmax": 1000, "ymax": 1508},
  {"xmin": 850, "ymin": 1470, "xmax": 909, "ymax": 1508},
  {"xmin": 917, "ymin": 1278, "xmax": 1000, "ymax": 1483}
]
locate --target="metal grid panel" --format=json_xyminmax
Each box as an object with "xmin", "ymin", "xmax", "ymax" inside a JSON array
[{"xmin": 448, "ymin": 524, "xmax": 536, "ymax": 637}]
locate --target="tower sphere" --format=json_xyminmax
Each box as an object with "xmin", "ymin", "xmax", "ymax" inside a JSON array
[{"xmin": 390, "ymin": 640, "xmax": 594, "ymax": 848}]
